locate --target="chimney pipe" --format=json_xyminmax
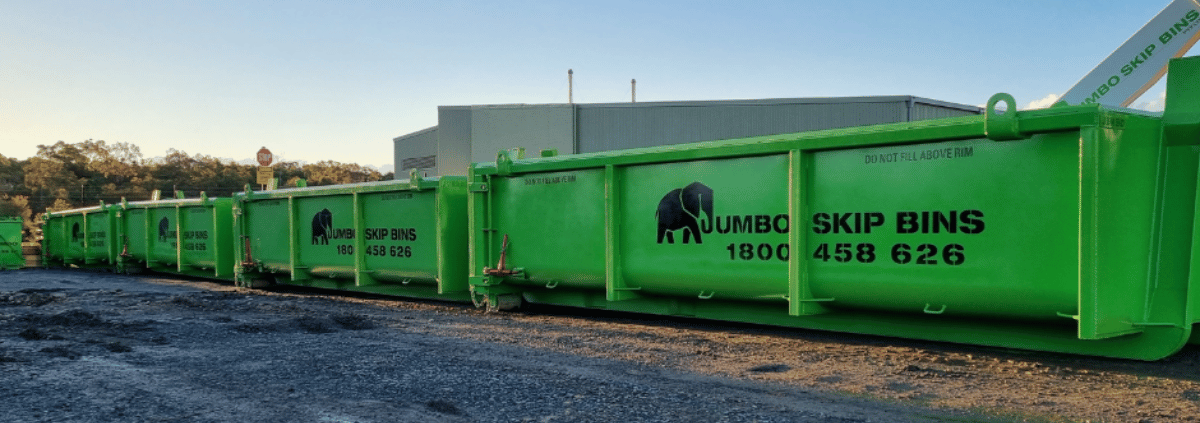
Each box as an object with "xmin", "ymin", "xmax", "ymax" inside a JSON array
[
  {"xmin": 568, "ymin": 69, "xmax": 574, "ymax": 104},
  {"xmin": 631, "ymin": 79, "xmax": 636, "ymax": 103}
]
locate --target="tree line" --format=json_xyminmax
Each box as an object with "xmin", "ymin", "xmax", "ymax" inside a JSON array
[{"xmin": 0, "ymin": 140, "xmax": 393, "ymax": 241}]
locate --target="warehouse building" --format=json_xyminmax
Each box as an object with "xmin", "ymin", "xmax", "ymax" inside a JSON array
[{"xmin": 394, "ymin": 96, "xmax": 982, "ymax": 176}]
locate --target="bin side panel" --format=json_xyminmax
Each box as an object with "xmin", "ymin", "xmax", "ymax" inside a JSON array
[
  {"xmin": 179, "ymin": 205, "xmax": 218, "ymax": 268},
  {"xmin": 620, "ymin": 155, "xmax": 789, "ymax": 300},
  {"xmin": 296, "ymin": 195, "xmax": 355, "ymax": 275},
  {"xmin": 245, "ymin": 199, "xmax": 291, "ymax": 271},
  {"xmin": 807, "ymin": 136, "xmax": 1079, "ymax": 320},
  {"xmin": 85, "ymin": 212, "xmax": 110, "ymax": 262},
  {"xmin": 66, "ymin": 215, "xmax": 86, "ymax": 261},
  {"xmin": 125, "ymin": 209, "xmax": 148, "ymax": 262},
  {"xmin": 491, "ymin": 169, "xmax": 607, "ymax": 288},
  {"xmin": 361, "ymin": 190, "xmax": 439, "ymax": 281},
  {"xmin": 147, "ymin": 208, "xmax": 177, "ymax": 267}
]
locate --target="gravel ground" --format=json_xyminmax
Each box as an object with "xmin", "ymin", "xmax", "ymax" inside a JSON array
[{"xmin": 1, "ymin": 268, "xmax": 1198, "ymax": 422}]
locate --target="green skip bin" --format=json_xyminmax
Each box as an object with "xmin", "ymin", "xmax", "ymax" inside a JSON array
[
  {"xmin": 233, "ymin": 175, "xmax": 470, "ymax": 301},
  {"xmin": 113, "ymin": 193, "xmax": 235, "ymax": 279},
  {"xmin": 0, "ymin": 216, "xmax": 23, "ymax": 270},
  {"xmin": 43, "ymin": 204, "xmax": 117, "ymax": 270},
  {"xmin": 467, "ymin": 56, "xmax": 1200, "ymax": 360}
]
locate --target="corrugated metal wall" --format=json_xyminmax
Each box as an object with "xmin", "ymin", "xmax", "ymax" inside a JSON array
[
  {"xmin": 910, "ymin": 100, "xmax": 980, "ymax": 121},
  {"xmin": 576, "ymin": 100, "xmax": 912, "ymax": 153},
  {"xmin": 393, "ymin": 126, "xmax": 438, "ymax": 176},
  {"xmin": 470, "ymin": 105, "xmax": 574, "ymax": 164},
  {"xmin": 395, "ymin": 96, "xmax": 981, "ymax": 176},
  {"xmin": 436, "ymin": 107, "xmax": 473, "ymax": 176}
]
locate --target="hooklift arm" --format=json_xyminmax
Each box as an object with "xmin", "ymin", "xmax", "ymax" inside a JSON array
[{"xmin": 1061, "ymin": 0, "xmax": 1200, "ymax": 107}]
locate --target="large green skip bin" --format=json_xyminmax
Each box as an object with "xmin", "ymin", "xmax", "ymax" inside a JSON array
[
  {"xmin": 467, "ymin": 56, "xmax": 1200, "ymax": 360},
  {"xmin": 114, "ymin": 194, "xmax": 235, "ymax": 279},
  {"xmin": 0, "ymin": 216, "xmax": 22, "ymax": 270},
  {"xmin": 42, "ymin": 204, "xmax": 118, "ymax": 269},
  {"xmin": 234, "ymin": 175, "xmax": 469, "ymax": 300}
]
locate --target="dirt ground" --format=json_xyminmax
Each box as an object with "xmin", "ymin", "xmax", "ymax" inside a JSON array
[{"xmin": 2, "ymin": 269, "xmax": 1199, "ymax": 422}]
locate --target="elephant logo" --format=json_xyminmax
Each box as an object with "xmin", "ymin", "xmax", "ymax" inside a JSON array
[
  {"xmin": 312, "ymin": 209, "xmax": 333, "ymax": 245},
  {"xmin": 71, "ymin": 223, "xmax": 82, "ymax": 242},
  {"xmin": 656, "ymin": 182, "xmax": 714, "ymax": 244},
  {"xmin": 158, "ymin": 217, "xmax": 170, "ymax": 241}
]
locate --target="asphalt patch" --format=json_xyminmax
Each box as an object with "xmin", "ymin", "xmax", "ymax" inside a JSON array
[
  {"xmin": 23, "ymin": 309, "xmax": 108, "ymax": 327},
  {"xmin": 0, "ymin": 289, "xmax": 64, "ymax": 307},
  {"xmin": 426, "ymin": 400, "xmax": 464, "ymax": 416},
  {"xmin": 748, "ymin": 364, "xmax": 791, "ymax": 373},
  {"xmin": 296, "ymin": 316, "xmax": 337, "ymax": 334},
  {"xmin": 330, "ymin": 313, "xmax": 377, "ymax": 330},
  {"xmin": 39, "ymin": 345, "xmax": 81, "ymax": 360},
  {"xmin": 18, "ymin": 327, "xmax": 51, "ymax": 340}
]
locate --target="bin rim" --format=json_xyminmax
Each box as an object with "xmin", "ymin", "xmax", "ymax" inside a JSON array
[
  {"xmin": 44, "ymin": 205, "xmax": 108, "ymax": 217},
  {"xmin": 234, "ymin": 176, "xmax": 463, "ymax": 200},
  {"xmin": 122, "ymin": 197, "xmax": 225, "ymax": 208},
  {"xmin": 468, "ymin": 100, "xmax": 1130, "ymax": 176}
]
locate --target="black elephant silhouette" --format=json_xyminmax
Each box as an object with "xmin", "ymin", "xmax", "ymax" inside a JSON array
[
  {"xmin": 656, "ymin": 182, "xmax": 714, "ymax": 244},
  {"xmin": 71, "ymin": 223, "xmax": 82, "ymax": 242},
  {"xmin": 312, "ymin": 209, "xmax": 333, "ymax": 245},
  {"xmin": 158, "ymin": 217, "xmax": 170, "ymax": 241}
]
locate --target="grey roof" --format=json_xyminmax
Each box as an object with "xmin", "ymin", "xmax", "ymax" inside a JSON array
[{"xmin": 392, "ymin": 125, "xmax": 438, "ymax": 142}]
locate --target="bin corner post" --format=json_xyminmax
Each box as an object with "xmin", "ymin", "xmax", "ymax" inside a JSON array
[
  {"xmin": 114, "ymin": 205, "xmax": 126, "ymax": 273},
  {"xmin": 605, "ymin": 164, "xmax": 640, "ymax": 302},
  {"xmin": 287, "ymin": 195, "xmax": 309, "ymax": 283},
  {"xmin": 1165, "ymin": 56, "xmax": 1200, "ymax": 330},
  {"xmin": 214, "ymin": 199, "xmax": 234, "ymax": 279},
  {"xmin": 142, "ymin": 206, "xmax": 153, "ymax": 271},
  {"xmin": 788, "ymin": 149, "xmax": 831, "ymax": 316},
  {"xmin": 467, "ymin": 165, "xmax": 519, "ymax": 311},
  {"xmin": 82, "ymin": 212, "xmax": 89, "ymax": 266},
  {"xmin": 106, "ymin": 204, "xmax": 118, "ymax": 268},
  {"xmin": 1076, "ymin": 125, "xmax": 1138, "ymax": 340},
  {"xmin": 436, "ymin": 177, "xmax": 470, "ymax": 295},
  {"xmin": 232, "ymin": 196, "xmax": 247, "ymax": 286},
  {"xmin": 467, "ymin": 166, "xmax": 489, "ymax": 305},
  {"xmin": 174, "ymin": 204, "xmax": 184, "ymax": 273},
  {"xmin": 1164, "ymin": 56, "xmax": 1200, "ymax": 146}
]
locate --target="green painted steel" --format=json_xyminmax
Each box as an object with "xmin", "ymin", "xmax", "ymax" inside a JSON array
[
  {"xmin": 233, "ymin": 174, "xmax": 470, "ymax": 301},
  {"xmin": 0, "ymin": 216, "xmax": 22, "ymax": 270},
  {"xmin": 42, "ymin": 204, "xmax": 118, "ymax": 269},
  {"xmin": 113, "ymin": 194, "xmax": 235, "ymax": 279},
  {"xmin": 467, "ymin": 56, "xmax": 1200, "ymax": 361}
]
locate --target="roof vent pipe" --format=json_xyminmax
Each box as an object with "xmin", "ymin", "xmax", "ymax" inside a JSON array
[
  {"xmin": 568, "ymin": 69, "xmax": 574, "ymax": 104},
  {"xmin": 631, "ymin": 79, "xmax": 636, "ymax": 103}
]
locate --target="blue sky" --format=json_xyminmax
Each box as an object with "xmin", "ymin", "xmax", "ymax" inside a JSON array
[{"xmin": 2, "ymin": 1, "xmax": 1195, "ymax": 171}]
